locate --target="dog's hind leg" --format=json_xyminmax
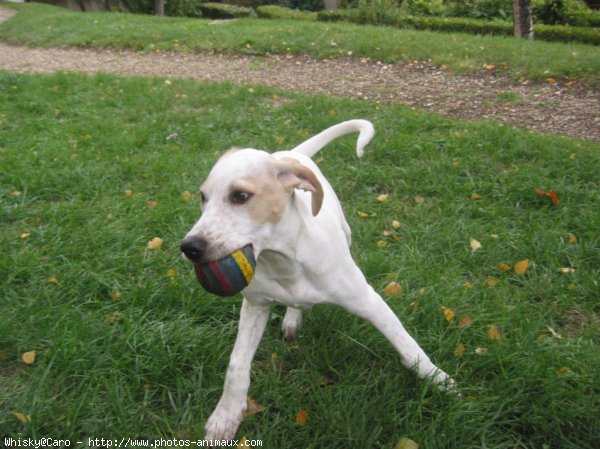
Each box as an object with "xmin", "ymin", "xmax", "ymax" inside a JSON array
[
  {"xmin": 281, "ymin": 307, "xmax": 303, "ymax": 341},
  {"xmin": 341, "ymin": 283, "xmax": 456, "ymax": 391}
]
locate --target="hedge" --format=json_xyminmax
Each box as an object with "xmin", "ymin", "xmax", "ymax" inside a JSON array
[
  {"xmin": 256, "ymin": 5, "xmax": 318, "ymax": 21},
  {"xmin": 316, "ymin": 9, "xmax": 600, "ymax": 45},
  {"xmin": 199, "ymin": 2, "xmax": 254, "ymax": 19}
]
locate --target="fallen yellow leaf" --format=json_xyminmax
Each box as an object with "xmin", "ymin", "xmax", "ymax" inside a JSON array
[
  {"xmin": 514, "ymin": 259, "xmax": 529, "ymax": 275},
  {"xmin": 471, "ymin": 193, "xmax": 482, "ymax": 200},
  {"xmin": 454, "ymin": 343, "xmax": 465, "ymax": 357},
  {"xmin": 147, "ymin": 237, "xmax": 163, "ymax": 250},
  {"xmin": 442, "ymin": 306, "xmax": 455, "ymax": 323},
  {"xmin": 376, "ymin": 240, "xmax": 388, "ymax": 248},
  {"xmin": 556, "ymin": 366, "xmax": 570, "ymax": 376},
  {"xmin": 110, "ymin": 290, "xmax": 122, "ymax": 300},
  {"xmin": 458, "ymin": 315, "xmax": 473, "ymax": 328},
  {"xmin": 357, "ymin": 211, "xmax": 370, "ymax": 218},
  {"xmin": 182, "ymin": 191, "xmax": 192, "ymax": 203},
  {"xmin": 47, "ymin": 277, "xmax": 60, "ymax": 285},
  {"xmin": 20, "ymin": 232, "xmax": 31, "ymax": 239},
  {"xmin": 244, "ymin": 397, "xmax": 266, "ymax": 417},
  {"xmin": 22, "ymin": 350, "xmax": 36, "ymax": 365},
  {"xmin": 237, "ymin": 437, "xmax": 249, "ymax": 448},
  {"xmin": 146, "ymin": 200, "xmax": 158, "ymax": 208},
  {"xmin": 104, "ymin": 312, "xmax": 123, "ymax": 324},
  {"xmin": 498, "ymin": 263, "xmax": 511, "ymax": 272},
  {"xmin": 296, "ymin": 408, "xmax": 309, "ymax": 425},
  {"xmin": 565, "ymin": 233, "xmax": 577, "ymax": 244},
  {"xmin": 470, "ymin": 238, "xmax": 482, "ymax": 252},
  {"xmin": 377, "ymin": 193, "xmax": 389, "ymax": 202},
  {"xmin": 394, "ymin": 437, "xmax": 419, "ymax": 449},
  {"xmin": 485, "ymin": 276, "xmax": 499, "ymax": 287},
  {"xmin": 391, "ymin": 220, "xmax": 401, "ymax": 229},
  {"xmin": 124, "ymin": 189, "xmax": 133, "ymax": 197},
  {"xmin": 13, "ymin": 411, "xmax": 32, "ymax": 424},
  {"xmin": 488, "ymin": 324, "xmax": 502, "ymax": 341},
  {"xmin": 384, "ymin": 282, "xmax": 402, "ymax": 298}
]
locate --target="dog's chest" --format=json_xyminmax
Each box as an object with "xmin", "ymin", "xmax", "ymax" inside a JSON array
[{"xmin": 243, "ymin": 250, "xmax": 327, "ymax": 308}]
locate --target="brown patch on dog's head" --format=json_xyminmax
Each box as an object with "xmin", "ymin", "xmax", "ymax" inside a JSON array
[
  {"xmin": 239, "ymin": 174, "xmax": 289, "ymax": 225},
  {"xmin": 222, "ymin": 157, "xmax": 323, "ymax": 226}
]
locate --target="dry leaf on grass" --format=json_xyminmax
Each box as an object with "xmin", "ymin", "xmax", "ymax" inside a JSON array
[
  {"xmin": 13, "ymin": 411, "xmax": 32, "ymax": 424},
  {"xmin": 535, "ymin": 188, "xmax": 560, "ymax": 205},
  {"xmin": 21, "ymin": 350, "xmax": 36, "ymax": 365},
  {"xmin": 384, "ymin": 282, "xmax": 402, "ymax": 298},
  {"xmin": 244, "ymin": 397, "xmax": 266, "ymax": 417},
  {"xmin": 498, "ymin": 263, "xmax": 511, "ymax": 272},
  {"xmin": 470, "ymin": 238, "xmax": 482, "ymax": 252},
  {"xmin": 514, "ymin": 259, "xmax": 529, "ymax": 275},
  {"xmin": 394, "ymin": 437, "xmax": 419, "ymax": 449},
  {"xmin": 458, "ymin": 315, "xmax": 473, "ymax": 328},
  {"xmin": 488, "ymin": 325, "xmax": 502, "ymax": 341},
  {"xmin": 454, "ymin": 343, "xmax": 466, "ymax": 357},
  {"xmin": 147, "ymin": 237, "xmax": 163, "ymax": 250},
  {"xmin": 442, "ymin": 306, "xmax": 455, "ymax": 323},
  {"xmin": 295, "ymin": 409, "xmax": 309, "ymax": 425}
]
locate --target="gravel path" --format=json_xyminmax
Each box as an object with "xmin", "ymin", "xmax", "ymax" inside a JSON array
[{"xmin": 1, "ymin": 7, "xmax": 599, "ymax": 141}]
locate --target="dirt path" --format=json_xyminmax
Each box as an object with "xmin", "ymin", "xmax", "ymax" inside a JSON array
[{"xmin": 1, "ymin": 7, "xmax": 599, "ymax": 141}]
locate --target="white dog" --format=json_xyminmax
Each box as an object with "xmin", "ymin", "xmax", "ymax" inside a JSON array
[{"xmin": 181, "ymin": 120, "xmax": 455, "ymax": 440}]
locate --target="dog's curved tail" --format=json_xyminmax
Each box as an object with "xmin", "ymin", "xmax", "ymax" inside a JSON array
[{"xmin": 291, "ymin": 119, "xmax": 374, "ymax": 159}]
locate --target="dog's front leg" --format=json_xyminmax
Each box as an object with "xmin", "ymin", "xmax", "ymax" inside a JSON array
[{"xmin": 204, "ymin": 299, "xmax": 270, "ymax": 441}]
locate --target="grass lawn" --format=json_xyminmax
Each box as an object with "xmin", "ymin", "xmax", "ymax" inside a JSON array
[
  {"xmin": 1, "ymin": 2, "xmax": 600, "ymax": 85},
  {"xmin": 1, "ymin": 69, "xmax": 599, "ymax": 448}
]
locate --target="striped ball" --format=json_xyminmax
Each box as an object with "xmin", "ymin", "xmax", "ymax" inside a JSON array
[{"xmin": 194, "ymin": 244, "xmax": 256, "ymax": 297}]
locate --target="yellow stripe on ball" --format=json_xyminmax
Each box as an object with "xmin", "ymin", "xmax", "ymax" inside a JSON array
[{"xmin": 232, "ymin": 249, "xmax": 255, "ymax": 283}]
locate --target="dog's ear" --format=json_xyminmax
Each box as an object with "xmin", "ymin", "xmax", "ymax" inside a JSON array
[{"xmin": 274, "ymin": 157, "xmax": 324, "ymax": 216}]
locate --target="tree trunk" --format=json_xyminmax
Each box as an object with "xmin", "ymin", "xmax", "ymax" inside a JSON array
[
  {"xmin": 513, "ymin": 0, "xmax": 534, "ymax": 40},
  {"xmin": 155, "ymin": 0, "xmax": 165, "ymax": 16}
]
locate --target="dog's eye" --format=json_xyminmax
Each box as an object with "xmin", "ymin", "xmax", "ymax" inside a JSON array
[{"xmin": 230, "ymin": 191, "xmax": 253, "ymax": 205}]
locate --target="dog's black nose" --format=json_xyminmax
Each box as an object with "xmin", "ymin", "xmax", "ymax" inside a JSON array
[{"xmin": 181, "ymin": 237, "xmax": 207, "ymax": 263}]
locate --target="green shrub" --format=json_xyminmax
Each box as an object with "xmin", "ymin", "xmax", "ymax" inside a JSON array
[
  {"xmin": 317, "ymin": 8, "xmax": 600, "ymax": 44},
  {"xmin": 443, "ymin": 0, "xmax": 513, "ymax": 21},
  {"xmin": 114, "ymin": 0, "xmax": 202, "ymax": 16},
  {"xmin": 536, "ymin": 22, "xmax": 600, "ymax": 42},
  {"xmin": 355, "ymin": 0, "xmax": 404, "ymax": 25},
  {"xmin": 199, "ymin": 2, "xmax": 254, "ymax": 18},
  {"xmin": 256, "ymin": 5, "xmax": 318, "ymax": 20},
  {"xmin": 402, "ymin": 0, "xmax": 445, "ymax": 16},
  {"xmin": 283, "ymin": 0, "xmax": 325, "ymax": 11}
]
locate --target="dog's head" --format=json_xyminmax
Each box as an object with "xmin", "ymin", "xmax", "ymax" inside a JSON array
[{"xmin": 181, "ymin": 148, "xmax": 323, "ymax": 266}]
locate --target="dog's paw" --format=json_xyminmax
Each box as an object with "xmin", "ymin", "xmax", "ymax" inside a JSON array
[
  {"xmin": 204, "ymin": 407, "xmax": 243, "ymax": 441},
  {"xmin": 430, "ymin": 370, "xmax": 461, "ymax": 396},
  {"xmin": 281, "ymin": 307, "xmax": 303, "ymax": 341}
]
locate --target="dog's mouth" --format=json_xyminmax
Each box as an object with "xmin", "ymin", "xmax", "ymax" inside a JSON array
[{"xmin": 193, "ymin": 244, "xmax": 256, "ymax": 297}]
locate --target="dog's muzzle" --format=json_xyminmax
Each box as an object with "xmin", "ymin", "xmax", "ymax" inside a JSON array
[{"xmin": 182, "ymin": 238, "xmax": 256, "ymax": 297}]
